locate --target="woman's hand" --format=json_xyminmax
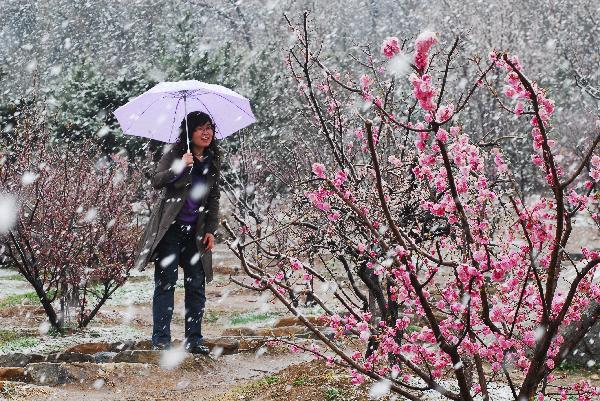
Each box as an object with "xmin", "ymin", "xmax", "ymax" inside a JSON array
[
  {"xmin": 182, "ymin": 152, "xmax": 194, "ymax": 167},
  {"xmin": 203, "ymin": 233, "xmax": 215, "ymax": 251}
]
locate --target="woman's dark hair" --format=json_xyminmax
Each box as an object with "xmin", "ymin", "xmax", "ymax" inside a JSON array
[{"xmin": 175, "ymin": 111, "xmax": 221, "ymax": 166}]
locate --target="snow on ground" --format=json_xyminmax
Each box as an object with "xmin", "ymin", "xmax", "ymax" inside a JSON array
[
  {"xmin": 105, "ymin": 274, "xmax": 154, "ymax": 307},
  {"xmin": 383, "ymin": 378, "xmax": 515, "ymax": 401},
  {"xmin": 0, "ymin": 325, "xmax": 147, "ymax": 355},
  {"xmin": 0, "ymin": 268, "xmax": 33, "ymax": 299}
]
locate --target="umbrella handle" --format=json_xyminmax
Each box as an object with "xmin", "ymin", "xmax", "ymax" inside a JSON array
[
  {"xmin": 184, "ymin": 94, "xmax": 190, "ymax": 154},
  {"xmin": 184, "ymin": 95, "xmax": 193, "ymax": 175}
]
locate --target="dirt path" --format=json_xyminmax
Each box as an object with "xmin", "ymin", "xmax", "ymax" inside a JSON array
[
  {"xmin": 10, "ymin": 350, "xmax": 313, "ymax": 401},
  {"xmin": 0, "ymin": 244, "xmax": 318, "ymax": 400}
]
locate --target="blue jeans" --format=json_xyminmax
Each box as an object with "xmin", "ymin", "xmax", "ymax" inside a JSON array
[{"xmin": 152, "ymin": 222, "xmax": 206, "ymax": 347}]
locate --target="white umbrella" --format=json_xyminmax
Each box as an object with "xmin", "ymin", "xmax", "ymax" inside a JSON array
[{"xmin": 113, "ymin": 80, "xmax": 256, "ymax": 151}]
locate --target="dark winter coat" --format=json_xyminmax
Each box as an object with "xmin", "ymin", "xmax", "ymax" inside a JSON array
[{"xmin": 133, "ymin": 142, "xmax": 221, "ymax": 283}]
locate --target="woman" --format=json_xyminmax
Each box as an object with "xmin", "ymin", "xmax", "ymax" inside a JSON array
[{"xmin": 133, "ymin": 111, "xmax": 221, "ymax": 354}]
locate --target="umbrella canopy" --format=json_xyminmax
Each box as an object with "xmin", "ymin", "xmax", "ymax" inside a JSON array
[{"xmin": 113, "ymin": 80, "xmax": 256, "ymax": 144}]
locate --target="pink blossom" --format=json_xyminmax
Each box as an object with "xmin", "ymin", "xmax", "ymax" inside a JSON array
[
  {"xmin": 414, "ymin": 31, "xmax": 438, "ymax": 71},
  {"xmin": 435, "ymin": 128, "xmax": 448, "ymax": 142},
  {"xmin": 542, "ymin": 98, "xmax": 555, "ymax": 115},
  {"xmin": 514, "ymin": 101, "xmax": 524, "ymax": 115},
  {"xmin": 508, "ymin": 54, "xmax": 523, "ymax": 70},
  {"xmin": 312, "ymin": 163, "xmax": 326, "ymax": 179},
  {"xmin": 356, "ymin": 321, "xmax": 371, "ymax": 342},
  {"xmin": 419, "ymin": 154, "xmax": 435, "ymax": 167},
  {"xmin": 381, "ymin": 36, "xmax": 401, "ymax": 59},
  {"xmin": 350, "ymin": 369, "xmax": 365, "ymax": 385},
  {"xmin": 435, "ymin": 104, "xmax": 454, "ymax": 123},
  {"xmin": 395, "ymin": 246, "xmax": 409, "ymax": 258},
  {"xmin": 395, "ymin": 316, "xmax": 410, "ymax": 330},
  {"xmin": 327, "ymin": 211, "xmax": 340, "ymax": 221},
  {"xmin": 359, "ymin": 74, "xmax": 372, "ymax": 92},
  {"xmin": 523, "ymin": 331, "xmax": 536, "ymax": 347},
  {"xmin": 582, "ymin": 247, "xmax": 600, "ymax": 259},
  {"xmin": 289, "ymin": 258, "xmax": 302, "ymax": 270},
  {"xmin": 532, "ymin": 154, "xmax": 543, "ymax": 166},
  {"xmin": 503, "ymin": 85, "xmax": 517, "ymax": 98},
  {"xmin": 492, "ymin": 148, "xmax": 508, "ymax": 174},
  {"xmin": 492, "ymin": 266, "xmax": 507, "ymax": 282},
  {"xmin": 306, "ymin": 191, "xmax": 331, "ymax": 211},
  {"xmin": 333, "ymin": 170, "xmax": 348, "ymax": 188},
  {"xmin": 409, "ymin": 73, "xmax": 437, "ymax": 111}
]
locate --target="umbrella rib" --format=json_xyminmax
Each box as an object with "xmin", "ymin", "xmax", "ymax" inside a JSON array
[
  {"xmin": 168, "ymin": 89, "xmax": 245, "ymax": 101},
  {"xmin": 122, "ymin": 94, "xmax": 170, "ymax": 134},
  {"xmin": 190, "ymin": 92, "xmax": 255, "ymax": 121},
  {"xmin": 168, "ymin": 97, "xmax": 184, "ymax": 143}
]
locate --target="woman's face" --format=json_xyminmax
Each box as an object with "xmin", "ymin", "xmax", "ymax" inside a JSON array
[{"xmin": 191, "ymin": 122, "xmax": 214, "ymax": 148}]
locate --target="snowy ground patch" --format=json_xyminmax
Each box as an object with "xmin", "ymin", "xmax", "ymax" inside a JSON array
[
  {"xmin": 0, "ymin": 269, "xmax": 33, "ymax": 299},
  {"xmin": 0, "ymin": 325, "xmax": 147, "ymax": 355}
]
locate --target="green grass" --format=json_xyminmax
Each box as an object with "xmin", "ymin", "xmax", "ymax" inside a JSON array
[
  {"xmin": 292, "ymin": 374, "xmax": 308, "ymax": 386},
  {"xmin": 1, "ymin": 273, "xmax": 26, "ymax": 281},
  {"xmin": 0, "ymin": 330, "xmax": 21, "ymax": 344},
  {"xmin": 556, "ymin": 361, "xmax": 578, "ymax": 372},
  {"xmin": 264, "ymin": 375, "xmax": 279, "ymax": 385},
  {"xmin": 204, "ymin": 310, "xmax": 221, "ymax": 323},
  {"xmin": 556, "ymin": 360, "xmax": 600, "ymax": 373},
  {"xmin": 0, "ymin": 329, "xmax": 38, "ymax": 352},
  {"xmin": 211, "ymin": 377, "xmax": 269, "ymax": 400},
  {"xmin": 0, "ymin": 381, "xmax": 20, "ymax": 398},
  {"xmin": 229, "ymin": 311, "xmax": 282, "ymax": 326},
  {"xmin": 125, "ymin": 275, "xmax": 151, "ymax": 283},
  {"xmin": 324, "ymin": 387, "xmax": 340, "ymax": 400},
  {"xmin": 0, "ymin": 291, "xmax": 39, "ymax": 308}
]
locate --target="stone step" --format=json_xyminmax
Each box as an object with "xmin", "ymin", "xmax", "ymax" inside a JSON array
[
  {"xmin": 24, "ymin": 356, "xmax": 218, "ymax": 386},
  {"xmin": 0, "ymin": 367, "xmax": 26, "ymax": 382},
  {"xmin": 273, "ymin": 315, "xmax": 324, "ymax": 328},
  {"xmin": 0, "ymin": 353, "xmax": 45, "ymax": 368},
  {"xmin": 221, "ymin": 325, "xmax": 310, "ymax": 337}
]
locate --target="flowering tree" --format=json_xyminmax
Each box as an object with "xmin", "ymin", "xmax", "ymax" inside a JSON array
[
  {"xmin": 223, "ymin": 13, "xmax": 600, "ymax": 400},
  {"xmin": 0, "ymin": 99, "xmax": 143, "ymax": 332}
]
